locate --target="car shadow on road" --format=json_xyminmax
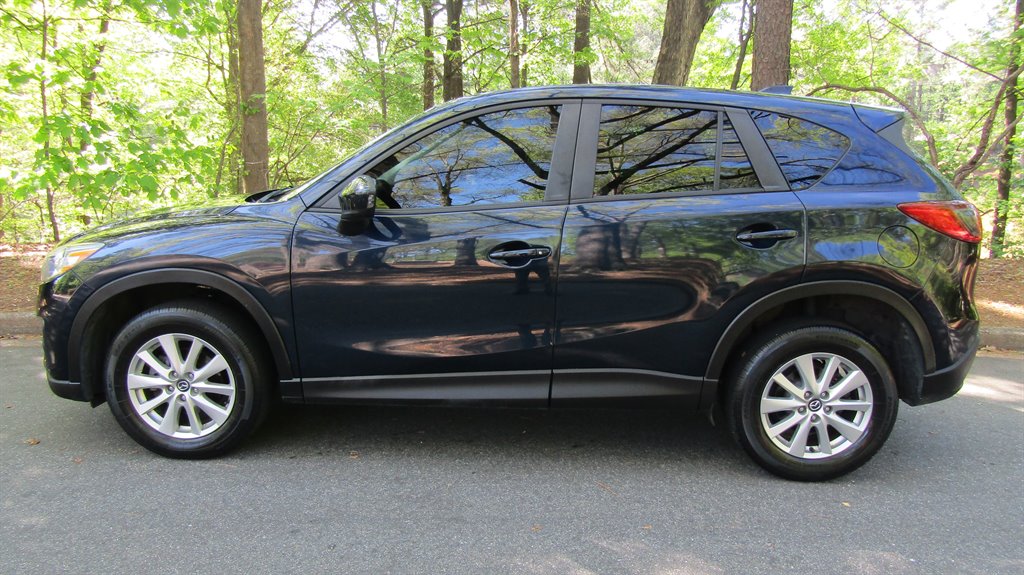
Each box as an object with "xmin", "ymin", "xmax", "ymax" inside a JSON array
[{"xmin": 242, "ymin": 402, "xmax": 749, "ymax": 471}]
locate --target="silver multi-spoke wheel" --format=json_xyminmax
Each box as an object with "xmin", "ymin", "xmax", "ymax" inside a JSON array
[
  {"xmin": 126, "ymin": 333, "xmax": 237, "ymax": 440},
  {"xmin": 759, "ymin": 352, "xmax": 874, "ymax": 460}
]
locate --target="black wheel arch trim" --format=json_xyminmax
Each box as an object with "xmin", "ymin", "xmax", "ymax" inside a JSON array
[
  {"xmin": 67, "ymin": 268, "xmax": 293, "ymax": 385},
  {"xmin": 705, "ymin": 280, "xmax": 936, "ymax": 381}
]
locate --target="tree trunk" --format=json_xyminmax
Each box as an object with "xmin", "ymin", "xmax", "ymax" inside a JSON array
[
  {"xmin": 520, "ymin": 1, "xmax": 530, "ymax": 87},
  {"xmin": 370, "ymin": 2, "xmax": 389, "ymax": 131},
  {"xmin": 454, "ymin": 238, "xmax": 477, "ymax": 266},
  {"xmin": 509, "ymin": 0, "xmax": 520, "ymax": 88},
  {"xmin": 237, "ymin": 0, "xmax": 269, "ymax": 194},
  {"xmin": 80, "ymin": 12, "xmax": 109, "ymax": 151},
  {"xmin": 442, "ymin": 0, "xmax": 464, "ymax": 101},
  {"xmin": 422, "ymin": 0, "xmax": 435, "ymax": 109},
  {"xmin": 652, "ymin": 0, "xmax": 715, "ymax": 86},
  {"xmin": 221, "ymin": 5, "xmax": 242, "ymax": 197},
  {"xmin": 572, "ymin": 0, "xmax": 591, "ymax": 84},
  {"xmin": 730, "ymin": 0, "xmax": 753, "ymax": 90},
  {"xmin": 750, "ymin": 0, "xmax": 793, "ymax": 91},
  {"xmin": 40, "ymin": 4, "xmax": 60, "ymax": 242},
  {"xmin": 992, "ymin": 0, "xmax": 1023, "ymax": 257}
]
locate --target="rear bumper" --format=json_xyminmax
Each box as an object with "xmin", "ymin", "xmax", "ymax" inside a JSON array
[
  {"xmin": 48, "ymin": 376, "xmax": 89, "ymax": 402},
  {"xmin": 906, "ymin": 328, "xmax": 979, "ymax": 406}
]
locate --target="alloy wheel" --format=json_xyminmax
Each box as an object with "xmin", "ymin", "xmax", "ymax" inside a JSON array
[
  {"xmin": 125, "ymin": 333, "xmax": 237, "ymax": 439},
  {"xmin": 758, "ymin": 352, "xmax": 874, "ymax": 459}
]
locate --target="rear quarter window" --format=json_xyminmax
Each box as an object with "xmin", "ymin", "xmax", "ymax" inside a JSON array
[{"xmin": 751, "ymin": 111, "xmax": 849, "ymax": 190}]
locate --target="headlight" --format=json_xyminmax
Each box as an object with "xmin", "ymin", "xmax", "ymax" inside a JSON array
[{"xmin": 40, "ymin": 242, "xmax": 103, "ymax": 284}]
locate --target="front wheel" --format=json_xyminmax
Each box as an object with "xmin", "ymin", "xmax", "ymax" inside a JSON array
[
  {"xmin": 725, "ymin": 324, "xmax": 899, "ymax": 481},
  {"xmin": 105, "ymin": 301, "xmax": 271, "ymax": 458}
]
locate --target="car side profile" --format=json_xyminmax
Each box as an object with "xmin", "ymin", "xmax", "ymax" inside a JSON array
[{"xmin": 38, "ymin": 85, "xmax": 981, "ymax": 480}]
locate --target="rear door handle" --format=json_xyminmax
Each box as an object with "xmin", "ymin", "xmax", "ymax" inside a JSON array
[
  {"xmin": 488, "ymin": 246, "xmax": 551, "ymax": 261},
  {"xmin": 735, "ymin": 229, "xmax": 799, "ymax": 242}
]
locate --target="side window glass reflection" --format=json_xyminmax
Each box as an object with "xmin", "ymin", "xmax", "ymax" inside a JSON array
[
  {"xmin": 719, "ymin": 116, "xmax": 759, "ymax": 189},
  {"xmin": 751, "ymin": 110, "xmax": 850, "ymax": 189},
  {"xmin": 366, "ymin": 106, "xmax": 562, "ymax": 209},
  {"xmin": 595, "ymin": 105, "xmax": 761, "ymax": 195},
  {"xmin": 595, "ymin": 106, "xmax": 718, "ymax": 195}
]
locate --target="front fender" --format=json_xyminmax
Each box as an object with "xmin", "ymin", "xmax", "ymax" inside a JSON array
[{"xmin": 67, "ymin": 267, "xmax": 295, "ymax": 391}]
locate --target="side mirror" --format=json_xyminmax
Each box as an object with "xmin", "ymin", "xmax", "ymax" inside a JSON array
[{"xmin": 339, "ymin": 176, "xmax": 376, "ymax": 236}]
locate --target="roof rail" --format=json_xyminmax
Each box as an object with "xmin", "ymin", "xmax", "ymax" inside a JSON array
[{"xmin": 759, "ymin": 85, "xmax": 794, "ymax": 95}]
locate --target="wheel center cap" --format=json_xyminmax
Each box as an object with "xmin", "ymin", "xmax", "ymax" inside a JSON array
[
  {"xmin": 175, "ymin": 380, "xmax": 191, "ymax": 392},
  {"xmin": 807, "ymin": 398, "xmax": 823, "ymax": 412}
]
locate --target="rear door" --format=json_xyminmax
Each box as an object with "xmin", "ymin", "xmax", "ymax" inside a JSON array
[
  {"xmin": 292, "ymin": 102, "xmax": 580, "ymax": 404},
  {"xmin": 551, "ymin": 102, "xmax": 805, "ymax": 407}
]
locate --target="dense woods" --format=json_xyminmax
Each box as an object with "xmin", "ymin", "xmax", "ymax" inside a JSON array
[{"xmin": 0, "ymin": 0, "xmax": 1021, "ymax": 256}]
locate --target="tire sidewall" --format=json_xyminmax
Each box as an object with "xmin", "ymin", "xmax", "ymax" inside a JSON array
[
  {"xmin": 733, "ymin": 326, "xmax": 899, "ymax": 481},
  {"xmin": 106, "ymin": 304, "xmax": 263, "ymax": 458}
]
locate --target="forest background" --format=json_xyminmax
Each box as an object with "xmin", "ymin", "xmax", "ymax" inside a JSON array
[{"xmin": 0, "ymin": 0, "xmax": 1021, "ymax": 259}]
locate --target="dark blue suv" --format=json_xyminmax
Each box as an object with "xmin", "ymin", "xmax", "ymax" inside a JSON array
[{"xmin": 38, "ymin": 86, "xmax": 981, "ymax": 480}]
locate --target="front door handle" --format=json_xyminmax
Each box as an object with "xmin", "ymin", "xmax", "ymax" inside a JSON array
[
  {"xmin": 489, "ymin": 246, "xmax": 551, "ymax": 261},
  {"xmin": 735, "ymin": 229, "xmax": 799, "ymax": 242}
]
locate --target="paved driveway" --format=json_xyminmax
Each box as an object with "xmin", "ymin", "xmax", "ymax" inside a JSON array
[{"xmin": 1, "ymin": 339, "xmax": 1022, "ymax": 574}]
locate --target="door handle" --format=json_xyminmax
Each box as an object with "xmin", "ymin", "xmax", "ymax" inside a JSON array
[
  {"xmin": 488, "ymin": 246, "xmax": 551, "ymax": 261},
  {"xmin": 735, "ymin": 229, "xmax": 799, "ymax": 242}
]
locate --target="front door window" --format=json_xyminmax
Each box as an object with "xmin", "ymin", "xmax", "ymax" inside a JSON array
[{"xmin": 366, "ymin": 106, "xmax": 563, "ymax": 209}]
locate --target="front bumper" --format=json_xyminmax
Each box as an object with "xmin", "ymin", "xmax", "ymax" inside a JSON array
[{"xmin": 39, "ymin": 276, "xmax": 94, "ymax": 403}]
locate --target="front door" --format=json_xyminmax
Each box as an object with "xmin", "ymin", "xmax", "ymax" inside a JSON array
[{"xmin": 291, "ymin": 103, "xmax": 579, "ymax": 404}]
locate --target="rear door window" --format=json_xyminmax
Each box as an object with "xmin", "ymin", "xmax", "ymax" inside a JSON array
[{"xmin": 594, "ymin": 105, "xmax": 760, "ymax": 197}]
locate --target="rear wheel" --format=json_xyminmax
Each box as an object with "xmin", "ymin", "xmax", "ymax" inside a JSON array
[
  {"xmin": 106, "ymin": 301, "xmax": 271, "ymax": 458},
  {"xmin": 725, "ymin": 324, "xmax": 899, "ymax": 481}
]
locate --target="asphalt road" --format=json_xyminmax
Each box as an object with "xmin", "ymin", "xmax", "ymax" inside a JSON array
[{"xmin": 1, "ymin": 338, "xmax": 1022, "ymax": 575}]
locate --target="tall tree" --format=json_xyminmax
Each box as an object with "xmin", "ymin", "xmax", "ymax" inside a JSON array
[
  {"xmin": 39, "ymin": 0, "xmax": 59, "ymax": 241},
  {"xmin": 442, "ymin": 0, "xmax": 464, "ymax": 101},
  {"xmin": 730, "ymin": 0, "xmax": 754, "ymax": 90},
  {"xmin": 218, "ymin": 1, "xmax": 241, "ymax": 197},
  {"xmin": 79, "ymin": 8, "xmax": 109, "ymax": 151},
  {"xmin": 369, "ymin": 1, "xmax": 390, "ymax": 130},
  {"xmin": 652, "ymin": 0, "xmax": 716, "ymax": 86},
  {"xmin": 750, "ymin": 0, "xmax": 793, "ymax": 91},
  {"xmin": 992, "ymin": 0, "xmax": 1023, "ymax": 257},
  {"xmin": 422, "ymin": 0, "xmax": 436, "ymax": 109},
  {"xmin": 572, "ymin": 0, "xmax": 591, "ymax": 84},
  {"xmin": 519, "ymin": 1, "xmax": 530, "ymax": 87},
  {"xmin": 237, "ymin": 0, "xmax": 269, "ymax": 194},
  {"xmin": 509, "ymin": 0, "xmax": 521, "ymax": 88}
]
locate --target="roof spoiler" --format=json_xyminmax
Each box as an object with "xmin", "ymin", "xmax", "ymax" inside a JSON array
[
  {"xmin": 759, "ymin": 85, "xmax": 794, "ymax": 95},
  {"xmin": 852, "ymin": 103, "xmax": 904, "ymax": 133},
  {"xmin": 850, "ymin": 103, "xmax": 913, "ymax": 157}
]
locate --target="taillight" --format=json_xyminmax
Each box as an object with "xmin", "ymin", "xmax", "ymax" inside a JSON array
[{"xmin": 897, "ymin": 200, "xmax": 982, "ymax": 244}]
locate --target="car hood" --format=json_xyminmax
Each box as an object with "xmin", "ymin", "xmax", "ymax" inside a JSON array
[{"xmin": 62, "ymin": 199, "xmax": 247, "ymax": 246}]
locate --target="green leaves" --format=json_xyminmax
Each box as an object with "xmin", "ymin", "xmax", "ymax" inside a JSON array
[
  {"xmin": 139, "ymin": 175, "xmax": 159, "ymax": 198},
  {"xmin": 0, "ymin": 0, "xmax": 1019, "ymax": 252}
]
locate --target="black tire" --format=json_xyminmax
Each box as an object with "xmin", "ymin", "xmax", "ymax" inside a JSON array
[
  {"xmin": 725, "ymin": 324, "xmax": 899, "ymax": 481},
  {"xmin": 105, "ymin": 301, "xmax": 271, "ymax": 458}
]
